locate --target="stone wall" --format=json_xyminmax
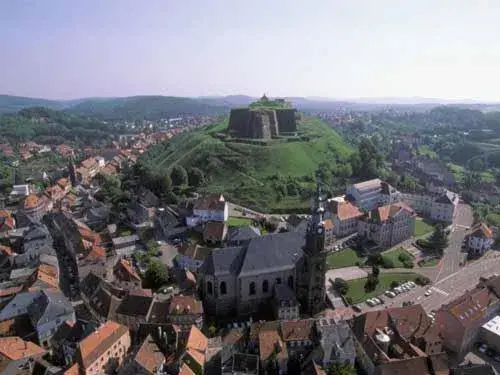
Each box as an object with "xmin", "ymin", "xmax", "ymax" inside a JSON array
[{"xmin": 228, "ymin": 108, "xmax": 295, "ymax": 139}]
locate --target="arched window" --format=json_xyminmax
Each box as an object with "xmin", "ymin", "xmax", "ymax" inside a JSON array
[
  {"xmin": 249, "ymin": 282, "xmax": 256, "ymax": 295},
  {"xmin": 288, "ymin": 276, "xmax": 294, "ymax": 290},
  {"xmin": 207, "ymin": 281, "xmax": 213, "ymax": 295},
  {"xmin": 220, "ymin": 281, "xmax": 227, "ymax": 295},
  {"xmin": 262, "ymin": 280, "xmax": 269, "ymax": 293},
  {"xmin": 276, "ymin": 277, "xmax": 282, "ymax": 285}
]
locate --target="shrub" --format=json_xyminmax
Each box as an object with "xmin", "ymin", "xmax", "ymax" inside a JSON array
[
  {"xmin": 403, "ymin": 260, "xmax": 414, "ymax": 269},
  {"xmin": 345, "ymin": 296, "xmax": 353, "ymax": 305},
  {"xmin": 334, "ymin": 278, "xmax": 349, "ymax": 295},
  {"xmin": 415, "ymin": 276, "xmax": 431, "ymax": 286},
  {"xmin": 398, "ymin": 252, "xmax": 413, "ymax": 263},
  {"xmin": 382, "ymin": 257, "xmax": 395, "ymax": 269},
  {"xmin": 390, "ymin": 280, "xmax": 400, "ymax": 289}
]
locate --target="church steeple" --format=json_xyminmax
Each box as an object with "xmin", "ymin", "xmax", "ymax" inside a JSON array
[
  {"xmin": 68, "ymin": 154, "xmax": 77, "ymax": 186},
  {"xmin": 306, "ymin": 170, "xmax": 326, "ymax": 255}
]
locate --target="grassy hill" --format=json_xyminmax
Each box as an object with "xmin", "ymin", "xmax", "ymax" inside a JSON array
[
  {"xmin": 140, "ymin": 117, "xmax": 352, "ymax": 212},
  {"xmin": 0, "ymin": 95, "xmax": 68, "ymax": 114}
]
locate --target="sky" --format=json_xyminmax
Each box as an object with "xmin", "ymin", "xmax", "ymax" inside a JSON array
[{"xmin": 1, "ymin": 0, "xmax": 500, "ymax": 101}]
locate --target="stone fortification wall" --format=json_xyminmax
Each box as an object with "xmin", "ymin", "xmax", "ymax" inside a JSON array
[
  {"xmin": 275, "ymin": 109, "xmax": 297, "ymax": 133},
  {"xmin": 228, "ymin": 108, "xmax": 279, "ymax": 139},
  {"xmin": 228, "ymin": 108, "xmax": 293, "ymax": 139}
]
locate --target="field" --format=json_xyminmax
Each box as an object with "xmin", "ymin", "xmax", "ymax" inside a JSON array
[
  {"xmin": 227, "ymin": 217, "xmax": 254, "ymax": 227},
  {"xmin": 140, "ymin": 117, "xmax": 352, "ymax": 212},
  {"xmin": 414, "ymin": 219, "xmax": 434, "ymax": 237},
  {"xmin": 381, "ymin": 247, "xmax": 415, "ymax": 268},
  {"xmin": 326, "ymin": 248, "xmax": 362, "ymax": 269},
  {"xmin": 345, "ymin": 273, "xmax": 420, "ymax": 303}
]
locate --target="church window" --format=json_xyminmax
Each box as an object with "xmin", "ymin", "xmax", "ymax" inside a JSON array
[
  {"xmin": 207, "ymin": 281, "xmax": 213, "ymax": 295},
  {"xmin": 220, "ymin": 281, "xmax": 227, "ymax": 295},
  {"xmin": 262, "ymin": 280, "xmax": 269, "ymax": 293},
  {"xmin": 249, "ymin": 282, "xmax": 256, "ymax": 295},
  {"xmin": 288, "ymin": 276, "xmax": 294, "ymax": 290}
]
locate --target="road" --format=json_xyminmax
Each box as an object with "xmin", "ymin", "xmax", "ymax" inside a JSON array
[{"xmin": 362, "ymin": 204, "xmax": 478, "ymax": 313}]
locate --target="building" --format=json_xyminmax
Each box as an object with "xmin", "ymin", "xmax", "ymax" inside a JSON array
[
  {"xmin": 203, "ymin": 221, "xmax": 228, "ymax": 245},
  {"xmin": 167, "ymin": 295, "xmax": 203, "ymax": 334},
  {"xmin": 50, "ymin": 320, "xmax": 97, "ymax": 367},
  {"xmin": 0, "ymin": 289, "xmax": 76, "ymax": 349},
  {"xmin": 180, "ymin": 325, "xmax": 208, "ymax": 375},
  {"xmin": 280, "ymin": 319, "xmax": 315, "ymax": 356},
  {"xmin": 346, "ymin": 179, "xmax": 401, "ymax": 211},
  {"xmin": 23, "ymin": 194, "xmax": 51, "ymax": 220},
  {"xmin": 353, "ymin": 305, "xmax": 447, "ymax": 375},
  {"xmin": 124, "ymin": 334, "xmax": 166, "ymax": 375},
  {"xmin": 311, "ymin": 319, "xmax": 356, "ymax": 370},
  {"xmin": 0, "ymin": 336, "xmax": 46, "ymax": 374},
  {"xmin": 273, "ymin": 284, "xmax": 299, "ymax": 320},
  {"xmin": 186, "ymin": 194, "xmax": 228, "ymax": 227},
  {"xmin": 200, "ymin": 175, "xmax": 328, "ymax": 317},
  {"xmin": 175, "ymin": 244, "xmax": 212, "ymax": 273},
  {"xmin": 435, "ymin": 278, "xmax": 500, "ymax": 356},
  {"xmin": 113, "ymin": 258, "xmax": 142, "ymax": 289},
  {"xmin": 112, "ymin": 235, "xmax": 141, "ymax": 257},
  {"xmin": 326, "ymin": 199, "xmax": 363, "ymax": 237},
  {"xmin": 115, "ymin": 294, "xmax": 153, "ymax": 332},
  {"xmin": 468, "ymin": 222, "xmax": 494, "ymax": 257},
  {"xmin": 480, "ymin": 315, "xmax": 500, "ymax": 353},
  {"xmin": 227, "ymin": 226, "xmax": 261, "ymax": 247},
  {"xmin": 221, "ymin": 353, "xmax": 259, "ymax": 375},
  {"xmin": 357, "ymin": 202, "xmax": 416, "ymax": 249},
  {"xmin": 76, "ymin": 320, "xmax": 131, "ymax": 375},
  {"xmin": 401, "ymin": 189, "xmax": 459, "ymax": 224}
]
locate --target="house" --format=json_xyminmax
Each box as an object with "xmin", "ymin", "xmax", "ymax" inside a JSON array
[
  {"xmin": 112, "ymin": 234, "xmax": 141, "ymax": 257},
  {"xmin": 203, "ymin": 221, "xmax": 228, "ymax": 245},
  {"xmin": 167, "ymin": 295, "xmax": 203, "ymax": 334},
  {"xmin": 285, "ymin": 214, "xmax": 308, "ymax": 233},
  {"xmin": 50, "ymin": 320, "xmax": 97, "ymax": 366},
  {"xmin": 402, "ymin": 189, "xmax": 459, "ymax": 224},
  {"xmin": 346, "ymin": 179, "xmax": 401, "ymax": 211},
  {"xmin": 80, "ymin": 272, "xmax": 125, "ymax": 322},
  {"xmin": 280, "ymin": 319, "xmax": 315, "ymax": 356},
  {"xmin": 435, "ymin": 279, "xmax": 500, "ymax": 356},
  {"xmin": 113, "ymin": 258, "xmax": 142, "ymax": 289},
  {"xmin": 187, "ymin": 194, "xmax": 228, "ymax": 227},
  {"xmin": 175, "ymin": 244, "xmax": 212, "ymax": 273},
  {"xmin": 480, "ymin": 315, "xmax": 500, "ymax": 354},
  {"xmin": 326, "ymin": 199, "xmax": 363, "ymax": 237},
  {"xmin": 0, "ymin": 289, "xmax": 76, "ymax": 349},
  {"xmin": 10, "ymin": 184, "xmax": 30, "ymax": 199},
  {"xmin": 56, "ymin": 178, "xmax": 72, "ymax": 194},
  {"xmin": 23, "ymin": 194, "xmax": 52, "ymax": 220},
  {"xmin": 122, "ymin": 334, "xmax": 166, "ymax": 375},
  {"xmin": 76, "ymin": 320, "xmax": 131, "ymax": 375},
  {"xmin": 221, "ymin": 352, "xmax": 259, "ymax": 375},
  {"xmin": 255, "ymin": 325, "xmax": 288, "ymax": 374},
  {"xmin": 0, "ymin": 336, "xmax": 46, "ymax": 374},
  {"xmin": 226, "ymin": 226, "xmax": 261, "ymax": 246},
  {"xmin": 55, "ymin": 144, "xmax": 74, "ymax": 157},
  {"xmin": 353, "ymin": 305, "xmax": 447, "ymax": 375},
  {"xmin": 180, "ymin": 325, "xmax": 208, "ymax": 375},
  {"xmin": 115, "ymin": 294, "xmax": 153, "ymax": 331},
  {"xmin": 0, "ymin": 210, "xmax": 16, "ymax": 233},
  {"xmin": 273, "ymin": 284, "xmax": 299, "ymax": 320},
  {"xmin": 357, "ymin": 202, "xmax": 416, "ymax": 249},
  {"xmin": 468, "ymin": 222, "xmax": 494, "ymax": 257}
]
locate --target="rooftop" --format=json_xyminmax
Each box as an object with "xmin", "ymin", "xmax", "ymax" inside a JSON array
[
  {"xmin": 134, "ymin": 334, "xmax": 165, "ymax": 374},
  {"xmin": 482, "ymin": 315, "xmax": 500, "ymax": 336},
  {"xmin": 0, "ymin": 336, "xmax": 45, "ymax": 360},
  {"xmin": 168, "ymin": 295, "xmax": 203, "ymax": 315}
]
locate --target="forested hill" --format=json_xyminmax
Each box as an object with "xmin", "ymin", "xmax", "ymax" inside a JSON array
[{"xmin": 0, "ymin": 107, "xmax": 115, "ymax": 145}]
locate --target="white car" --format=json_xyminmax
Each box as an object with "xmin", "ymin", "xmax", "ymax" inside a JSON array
[
  {"xmin": 425, "ymin": 289, "xmax": 433, "ymax": 297},
  {"xmin": 387, "ymin": 291, "xmax": 396, "ymax": 298},
  {"xmin": 479, "ymin": 344, "xmax": 488, "ymax": 353},
  {"xmin": 366, "ymin": 299, "xmax": 376, "ymax": 306}
]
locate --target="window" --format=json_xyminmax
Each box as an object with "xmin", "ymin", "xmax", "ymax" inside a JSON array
[
  {"xmin": 262, "ymin": 280, "xmax": 269, "ymax": 293},
  {"xmin": 207, "ymin": 281, "xmax": 213, "ymax": 295},
  {"xmin": 249, "ymin": 282, "xmax": 256, "ymax": 295},
  {"xmin": 220, "ymin": 281, "xmax": 227, "ymax": 295},
  {"xmin": 276, "ymin": 277, "xmax": 281, "ymax": 284},
  {"xmin": 288, "ymin": 276, "xmax": 294, "ymax": 290}
]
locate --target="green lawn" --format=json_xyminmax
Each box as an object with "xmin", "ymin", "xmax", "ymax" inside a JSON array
[
  {"xmin": 381, "ymin": 247, "xmax": 415, "ymax": 268},
  {"xmin": 227, "ymin": 217, "xmax": 254, "ymax": 227},
  {"xmin": 345, "ymin": 273, "xmax": 420, "ymax": 304},
  {"xmin": 414, "ymin": 219, "xmax": 434, "ymax": 237},
  {"xmin": 419, "ymin": 258, "xmax": 440, "ymax": 267},
  {"xmin": 326, "ymin": 248, "xmax": 363, "ymax": 269}
]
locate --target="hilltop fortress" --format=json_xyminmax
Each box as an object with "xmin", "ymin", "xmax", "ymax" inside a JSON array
[{"xmin": 227, "ymin": 95, "xmax": 298, "ymax": 139}]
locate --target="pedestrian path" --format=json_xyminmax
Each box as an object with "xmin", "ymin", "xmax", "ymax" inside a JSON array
[{"xmin": 430, "ymin": 286, "xmax": 449, "ymax": 296}]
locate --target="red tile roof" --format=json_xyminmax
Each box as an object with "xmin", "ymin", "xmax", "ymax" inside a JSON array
[
  {"xmin": 134, "ymin": 335, "xmax": 165, "ymax": 373},
  {"xmin": 169, "ymin": 295, "xmax": 203, "ymax": 315},
  {"xmin": 333, "ymin": 201, "xmax": 363, "ymax": 221},
  {"xmin": 0, "ymin": 337, "xmax": 45, "ymax": 359},
  {"xmin": 470, "ymin": 222, "xmax": 493, "ymax": 239},
  {"xmin": 280, "ymin": 319, "xmax": 315, "ymax": 341}
]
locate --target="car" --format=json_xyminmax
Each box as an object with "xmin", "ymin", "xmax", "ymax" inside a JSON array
[
  {"xmin": 387, "ymin": 291, "xmax": 396, "ymax": 298},
  {"xmin": 353, "ymin": 304, "xmax": 363, "ymax": 312},
  {"xmin": 366, "ymin": 299, "xmax": 375, "ymax": 307},
  {"xmin": 408, "ymin": 281, "xmax": 416, "ymax": 288},
  {"xmin": 372, "ymin": 298, "xmax": 381, "ymax": 305},
  {"xmin": 479, "ymin": 343, "xmax": 488, "ymax": 353},
  {"xmin": 425, "ymin": 289, "xmax": 433, "ymax": 297}
]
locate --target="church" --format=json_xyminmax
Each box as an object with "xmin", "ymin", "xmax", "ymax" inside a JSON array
[{"xmin": 200, "ymin": 174, "xmax": 328, "ymax": 318}]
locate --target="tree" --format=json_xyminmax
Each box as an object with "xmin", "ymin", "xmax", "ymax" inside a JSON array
[
  {"xmin": 327, "ymin": 362, "xmax": 356, "ymax": 375},
  {"xmin": 144, "ymin": 260, "xmax": 169, "ymax": 290},
  {"xmin": 364, "ymin": 274, "xmax": 379, "ymax": 292},
  {"xmin": 372, "ymin": 264, "xmax": 380, "ymax": 278},
  {"xmin": 187, "ymin": 167, "xmax": 205, "ymax": 187},
  {"xmin": 390, "ymin": 280, "xmax": 400, "ymax": 289},
  {"xmin": 428, "ymin": 224, "xmax": 449, "ymax": 257},
  {"xmin": 334, "ymin": 278, "xmax": 349, "ymax": 295},
  {"xmin": 170, "ymin": 166, "xmax": 188, "ymax": 186}
]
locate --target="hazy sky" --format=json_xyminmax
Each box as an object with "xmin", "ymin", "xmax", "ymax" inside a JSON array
[{"xmin": 1, "ymin": 0, "xmax": 500, "ymax": 100}]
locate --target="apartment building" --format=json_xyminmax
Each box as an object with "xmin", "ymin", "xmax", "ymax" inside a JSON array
[
  {"xmin": 401, "ymin": 190, "xmax": 459, "ymax": 224},
  {"xmin": 346, "ymin": 179, "xmax": 400, "ymax": 211},
  {"xmin": 467, "ymin": 222, "xmax": 494, "ymax": 257},
  {"xmin": 327, "ymin": 198, "xmax": 363, "ymax": 237}
]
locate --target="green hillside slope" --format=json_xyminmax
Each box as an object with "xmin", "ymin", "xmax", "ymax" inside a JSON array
[{"xmin": 140, "ymin": 117, "xmax": 352, "ymax": 212}]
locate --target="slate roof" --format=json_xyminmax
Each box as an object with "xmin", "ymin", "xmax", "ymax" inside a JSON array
[
  {"xmin": 239, "ymin": 232, "xmax": 304, "ymax": 276},
  {"xmin": 27, "ymin": 289, "xmax": 74, "ymax": 326},
  {"xmin": 316, "ymin": 321, "xmax": 356, "ymax": 365},
  {"xmin": 116, "ymin": 294, "xmax": 153, "ymax": 318},
  {"xmin": 202, "ymin": 246, "xmax": 246, "ymax": 276},
  {"xmin": 450, "ymin": 363, "xmax": 497, "ymax": 375},
  {"xmin": 435, "ymin": 190, "xmax": 459, "ymax": 205},
  {"xmin": 227, "ymin": 225, "xmax": 261, "ymax": 243}
]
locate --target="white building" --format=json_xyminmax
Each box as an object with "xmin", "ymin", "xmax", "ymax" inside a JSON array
[
  {"xmin": 346, "ymin": 179, "xmax": 400, "ymax": 211},
  {"xmin": 326, "ymin": 198, "xmax": 363, "ymax": 237},
  {"xmin": 357, "ymin": 203, "xmax": 416, "ymax": 249},
  {"xmin": 480, "ymin": 315, "xmax": 500, "ymax": 353},
  {"xmin": 187, "ymin": 194, "xmax": 228, "ymax": 227},
  {"xmin": 468, "ymin": 222, "xmax": 494, "ymax": 257},
  {"xmin": 401, "ymin": 190, "xmax": 459, "ymax": 224}
]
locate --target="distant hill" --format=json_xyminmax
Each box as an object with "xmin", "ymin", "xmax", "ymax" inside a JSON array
[
  {"xmin": 0, "ymin": 95, "xmax": 69, "ymax": 114},
  {"xmin": 139, "ymin": 116, "xmax": 352, "ymax": 212},
  {"xmin": 67, "ymin": 96, "xmax": 228, "ymax": 120}
]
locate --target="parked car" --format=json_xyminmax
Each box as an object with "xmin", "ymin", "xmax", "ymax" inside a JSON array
[
  {"xmin": 478, "ymin": 343, "xmax": 488, "ymax": 353},
  {"xmin": 425, "ymin": 289, "xmax": 433, "ymax": 297},
  {"xmin": 353, "ymin": 304, "xmax": 362, "ymax": 312}
]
